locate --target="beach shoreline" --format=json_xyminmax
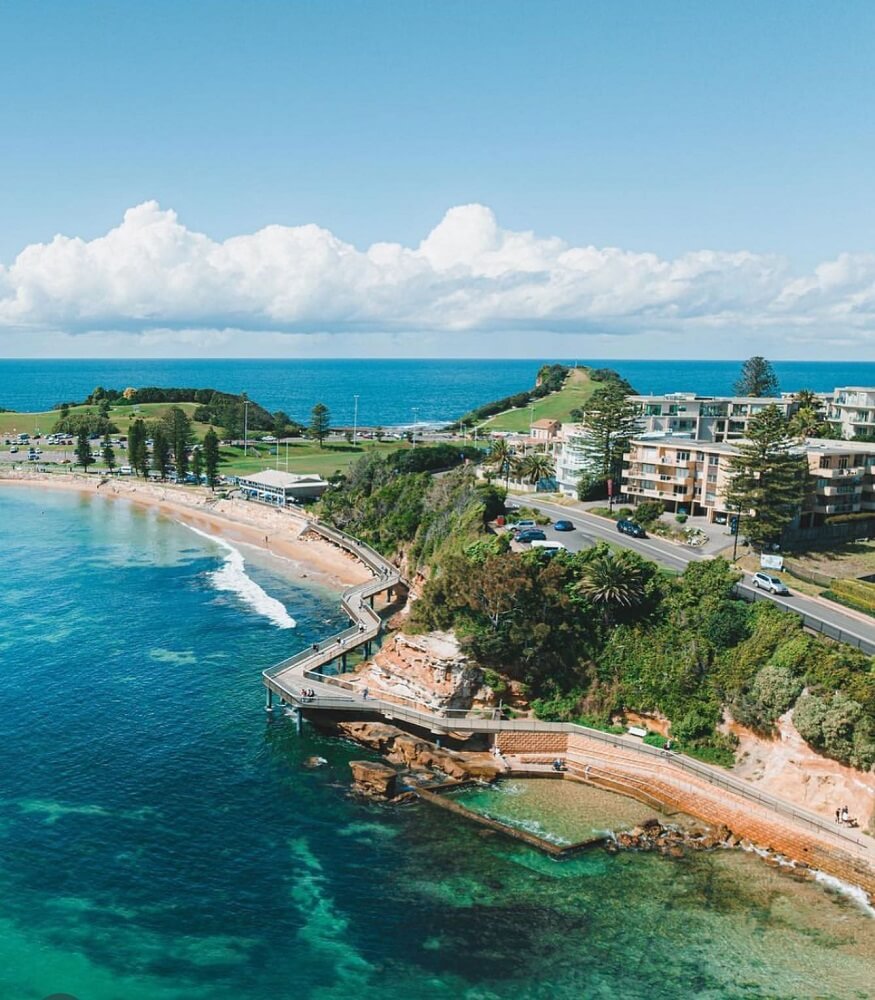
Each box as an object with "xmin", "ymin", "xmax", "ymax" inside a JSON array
[{"xmin": 0, "ymin": 469, "xmax": 372, "ymax": 591}]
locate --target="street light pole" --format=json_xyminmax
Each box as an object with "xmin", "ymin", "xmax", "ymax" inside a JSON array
[
  {"xmin": 353, "ymin": 394, "xmax": 359, "ymax": 446},
  {"xmin": 412, "ymin": 407, "xmax": 418, "ymax": 448},
  {"xmin": 243, "ymin": 399, "xmax": 249, "ymax": 459}
]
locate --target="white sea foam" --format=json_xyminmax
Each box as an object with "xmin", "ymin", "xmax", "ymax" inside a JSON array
[
  {"xmin": 185, "ymin": 524, "xmax": 296, "ymax": 629},
  {"xmin": 813, "ymin": 871, "xmax": 875, "ymax": 917}
]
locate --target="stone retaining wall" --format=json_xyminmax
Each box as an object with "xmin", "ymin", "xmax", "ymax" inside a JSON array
[{"xmin": 496, "ymin": 731, "xmax": 568, "ymax": 755}]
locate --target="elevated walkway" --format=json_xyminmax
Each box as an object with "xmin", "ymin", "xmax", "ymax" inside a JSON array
[{"xmin": 261, "ymin": 509, "xmax": 874, "ymax": 896}]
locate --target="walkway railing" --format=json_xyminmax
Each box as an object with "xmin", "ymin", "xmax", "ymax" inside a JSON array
[{"xmin": 260, "ymin": 507, "xmax": 872, "ymax": 859}]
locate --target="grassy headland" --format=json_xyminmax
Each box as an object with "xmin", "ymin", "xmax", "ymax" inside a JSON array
[{"xmin": 479, "ymin": 366, "xmax": 598, "ymax": 432}]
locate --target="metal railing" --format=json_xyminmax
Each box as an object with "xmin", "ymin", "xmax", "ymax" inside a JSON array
[
  {"xmin": 259, "ymin": 506, "xmax": 872, "ymax": 859},
  {"xmin": 734, "ymin": 582, "xmax": 875, "ymax": 654}
]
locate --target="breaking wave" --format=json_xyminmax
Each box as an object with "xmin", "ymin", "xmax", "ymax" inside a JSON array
[{"xmin": 185, "ymin": 525, "xmax": 296, "ymax": 629}]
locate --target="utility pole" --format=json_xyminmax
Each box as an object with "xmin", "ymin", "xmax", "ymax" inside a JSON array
[
  {"xmin": 353, "ymin": 394, "xmax": 359, "ymax": 446},
  {"xmin": 243, "ymin": 399, "xmax": 250, "ymax": 459},
  {"xmin": 412, "ymin": 407, "xmax": 418, "ymax": 448}
]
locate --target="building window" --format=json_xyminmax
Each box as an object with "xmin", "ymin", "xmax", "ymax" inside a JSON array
[{"xmin": 819, "ymin": 457, "xmax": 831, "ymax": 469}]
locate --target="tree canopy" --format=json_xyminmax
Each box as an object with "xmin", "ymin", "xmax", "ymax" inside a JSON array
[
  {"xmin": 733, "ymin": 356, "xmax": 778, "ymax": 397},
  {"xmin": 725, "ymin": 405, "xmax": 809, "ymax": 547}
]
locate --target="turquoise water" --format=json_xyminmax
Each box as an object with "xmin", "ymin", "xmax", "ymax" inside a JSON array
[
  {"xmin": 3, "ymin": 358, "xmax": 875, "ymax": 423},
  {"xmin": 447, "ymin": 778, "xmax": 677, "ymax": 846},
  {"xmin": 2, "ymin": 486, "xmax": 875, "ymax": 1000}
]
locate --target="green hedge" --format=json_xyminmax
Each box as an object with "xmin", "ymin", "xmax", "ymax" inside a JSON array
[{"xmin": 823, "ymin": 578, "xmax": 875, "ymax": 616}]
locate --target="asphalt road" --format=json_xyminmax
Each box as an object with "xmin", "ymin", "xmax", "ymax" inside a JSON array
[{"xmin": 518, "ymin": 495, "xmax": 875, "ymax": 655}]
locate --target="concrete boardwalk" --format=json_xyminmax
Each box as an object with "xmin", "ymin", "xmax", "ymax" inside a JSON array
[{"xmin": 261, "ymin": 509, "xmax": 874, "ymax": 898}]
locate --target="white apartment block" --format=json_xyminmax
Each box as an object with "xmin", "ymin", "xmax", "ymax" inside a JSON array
[
  {"xmin": 829, "ymin": 387, "xmax": 875, "ymax": 439},
  {"xmin": 627, "ymin": 392, "xmax": 809, "ymax": 442}
]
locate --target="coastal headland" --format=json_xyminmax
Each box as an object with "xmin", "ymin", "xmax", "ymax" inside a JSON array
[{"xmin": 4, "ymin": 467, "xmax": 874, "ymax": 905}]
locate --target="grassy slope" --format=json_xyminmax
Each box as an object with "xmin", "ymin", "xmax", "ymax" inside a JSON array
[
  {"xmin": 0, "ymin": 402, "xmax": 203, "ymax": 438},
  {"xmin": 479, "ymin": 367, "xmax": 596, "ymax": 432}
]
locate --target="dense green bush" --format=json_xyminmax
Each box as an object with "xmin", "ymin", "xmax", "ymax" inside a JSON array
[
  {"xmin": 825, "ymin": 578, "xmax": 875, "ymax": 615},
  {"xmin": 633, "ymin": 500, "xmax": 664, "ymax": 525},
  {"xmin": 793, "ymin": 691, "xmax": 875, "ymax": 770}
]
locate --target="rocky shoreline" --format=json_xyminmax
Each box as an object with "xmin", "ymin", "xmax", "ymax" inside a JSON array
[{"xmin": 334, "ymin": 719, "xmax": 826, "ymax": 880}]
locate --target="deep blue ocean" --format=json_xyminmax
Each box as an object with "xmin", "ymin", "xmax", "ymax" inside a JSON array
[
  {"xmin": 2, "ymin": 358, "xmax": 875, "ymax": 426},
  {"xmin": 1, "ymin": 487, "xmax": 874, "ymax": 999}
]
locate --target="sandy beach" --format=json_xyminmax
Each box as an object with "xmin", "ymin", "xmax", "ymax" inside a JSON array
[{"xmin": 0, "ymin": 469, "xmax": 372, "ymax": 591}]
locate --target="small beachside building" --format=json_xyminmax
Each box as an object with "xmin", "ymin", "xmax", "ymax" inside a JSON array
[{"xmin": 237, "ymin": 470, "xmax": 329, "ymax": 506}]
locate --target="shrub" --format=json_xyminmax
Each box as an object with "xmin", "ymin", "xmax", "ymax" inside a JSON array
[
  {"xmin": 793, "ymin": 691, "xmax": 875, "ymax": 769},
  {"xmin": 824, "ymin": 578, "xmax": 875, "ymax": 616},
  {"xmin": 634, "ymin": 500, "xmax": 664, "ymax": 525},
  {"xmin": 675, "ymin": 513, "xmax": 688, "ymax": 524},
  {"xmin": 750, "ymin": 663, "xmax": 803, "ymax": 720},
  {"xmin": 643, "ymin": 732, "xmax": 667, "ymax": 749}
]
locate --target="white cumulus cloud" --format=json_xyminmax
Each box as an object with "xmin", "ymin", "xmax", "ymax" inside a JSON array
[{"xmin": 0, "ymin": 201, "xmax": 873, "ymax": 345}]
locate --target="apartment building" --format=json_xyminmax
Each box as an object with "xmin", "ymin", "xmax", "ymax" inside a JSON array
[
  {"xmin": 627, "ymin": 392, "xmax": 809, "ymax": 442},
  {"xmin": 829, "ymin": 387, "xmax": 875, "ymax": 439},
  {"xmin": 554, "ymin": 393, "xmax": 803, "ymax": 494},
  {"xmin": 621, "ymin": 437, "xmax": 736, "ymax": 520},
  {"xmin": 621, "ymin": 436, "xmax": 875, "ymax": 527}
]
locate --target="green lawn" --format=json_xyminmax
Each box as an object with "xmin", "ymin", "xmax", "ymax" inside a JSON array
[
  {"xmin": 479, "ymin": 368, "xmax": 597, "ymax": 432},
  {"xmin": 0, "ymin": 402, "xmax": 204, "ymax": 438},
  {"xmin": 219, "ymin": 439, "xmax": 409, "ymax": 478}
]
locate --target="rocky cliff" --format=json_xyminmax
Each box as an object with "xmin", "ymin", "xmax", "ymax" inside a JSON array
[{"xmin": 359, "ymin": 631, "xmax": 496, "ymax": 712}]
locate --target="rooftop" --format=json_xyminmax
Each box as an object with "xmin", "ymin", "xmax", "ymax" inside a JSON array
[{"xmin": 238, "ymin": 470, "xmax": 328, "ymax": 488}]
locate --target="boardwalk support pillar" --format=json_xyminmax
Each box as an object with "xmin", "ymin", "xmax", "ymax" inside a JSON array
[
  {"xmin": 295, "ymin": 707, "xmax": 302, "ymax": 734},
  {"xmin": 265, "ymin": 688, "xmax": 273, "ymax": 713},
  {"xmin": 341, "ymin": 652, "xmax": 348, "ymax": 671}
]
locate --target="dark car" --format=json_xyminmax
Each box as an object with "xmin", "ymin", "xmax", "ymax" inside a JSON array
[
  {"xmin": 553, "ymin": 519, "xmax": 575, "ymax": 531},
  {"xmin": 515, "ymin": 529, "xmax": 547, "ymax": 543},
  {"xmin": 617, "ymin": 519, "xmax": 646, "ymax": 538}
]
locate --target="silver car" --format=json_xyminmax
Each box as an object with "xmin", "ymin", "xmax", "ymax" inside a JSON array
[{"xmin": 752, "ymin": 572, "xmax": 790, "ymax": 595}]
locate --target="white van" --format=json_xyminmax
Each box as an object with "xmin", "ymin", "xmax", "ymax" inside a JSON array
[{"xmin": 530, "ymin": 540, "xmax": 566, "ymax": 552}]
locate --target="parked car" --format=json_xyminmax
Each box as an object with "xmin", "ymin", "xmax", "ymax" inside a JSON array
[
  {"xmin": 617, "ymin": 519, "xmax": 646, "ymax": 538},
  {"xmin": 553, "ymin": 519, "xmax": 574, "ymax": 531},
  {"xmin": 752, "ymin": 572, "xmax": 790, "ymax": 595},
  {"xmin": 515, "ymin": 529, "xmax": 547, "ymax": 543},
  {"xmin": 512, "ymin": 519, "xmax": 537, "ymax": 530},
  {"xmin": 531, "ymin": 540, "xmax": 566, "ymax": 552}
]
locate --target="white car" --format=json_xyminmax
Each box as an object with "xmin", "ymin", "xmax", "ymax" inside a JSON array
[{"xmin": 752, "ymin": 572, "xmax": 790, "ymax": 595}]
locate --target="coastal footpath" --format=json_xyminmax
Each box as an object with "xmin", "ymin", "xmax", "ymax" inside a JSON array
[{"xmin": 4, "ymin": 468, "xmax": 874, "ymax": 902}]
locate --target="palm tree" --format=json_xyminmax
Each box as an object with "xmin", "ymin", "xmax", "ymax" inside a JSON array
[
  {"xmin": 518, "ymin": 450, "xmax": 555, "ymax": 485},
  {"xmin": 488, "ymin": 438, "xmax": 515, "ymax": 489},
  {"xmin": 577, "ymin": 549, "xmax": 647, "ymax": 624}
]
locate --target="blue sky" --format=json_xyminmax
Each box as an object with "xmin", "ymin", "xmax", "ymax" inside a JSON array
[{"xmin": 0, "ymin": 0, "xmax": 873, "ymax": 358}]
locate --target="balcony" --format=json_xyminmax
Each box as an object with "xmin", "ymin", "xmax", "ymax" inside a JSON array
[
  {"xmin": 812, "ymin": 502, "xmax": 863, "ymax": 515},
  {"xmin": 816, "ymin": 466, "xmax": 865, "ymax": 478},
  {"xmin": 818, "ymin": 485, "xmax": 863, "ymax": 497}
]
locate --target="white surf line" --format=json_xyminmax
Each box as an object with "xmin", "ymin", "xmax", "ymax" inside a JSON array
[
  {"xmin": 184, "ymin": 523, "xmax": 296, "ymax": 629},
  {"xmin": 813, "ymin": 870, "xmax": 875, "ymax": 918}
]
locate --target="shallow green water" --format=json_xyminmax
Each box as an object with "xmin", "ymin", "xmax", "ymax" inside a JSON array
[
  {"xmin": 447, "ymin": 777, "xmax": 672, "ymax": 845},
  {"xmin": 1, "ymin": 487, "xmax": 873, "ymax": 1000}
]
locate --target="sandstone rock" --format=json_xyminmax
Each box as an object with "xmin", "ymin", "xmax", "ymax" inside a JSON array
[
  {"xmin": 362, "ymin": 631, "xmax": 496, "ymax": 712},
  {"xmin": 349, "ymin": 761, "xmax": 398, "ymax": 799}
]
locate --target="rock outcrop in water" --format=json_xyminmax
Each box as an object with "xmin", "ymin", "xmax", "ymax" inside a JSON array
[
  {"xmin": 338, "ymin": 720, "xmax": 500, "ymax": 783},
  {"xmin": 349, "ymin": 761, "xmax": 398, "ymax": 799}
]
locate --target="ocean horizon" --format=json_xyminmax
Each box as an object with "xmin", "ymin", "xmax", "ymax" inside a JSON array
[{"xmin": 3, "ymin": 357, "xmax": 875, "ymax": 426}]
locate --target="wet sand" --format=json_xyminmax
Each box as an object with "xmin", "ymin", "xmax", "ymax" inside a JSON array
[{"xmin": 0, "ymin": 470, "xmax": 371, "ymax": 591}]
